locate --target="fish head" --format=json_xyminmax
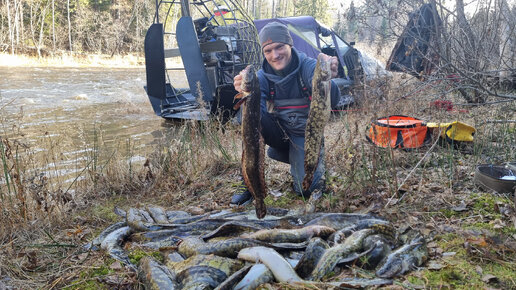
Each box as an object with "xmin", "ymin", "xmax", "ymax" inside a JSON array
[
  {"xmin": 400, "ymin": 254, "xmax": 419, "ymax": 274},
  {"xmin": 375, "ymin": 256, "xmax": 403, "ymax": 278},
  {"xmin": 240, "ymin": 65, "xmax": 257, "ymax": 93}
]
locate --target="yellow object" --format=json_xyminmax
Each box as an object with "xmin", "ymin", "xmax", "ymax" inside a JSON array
[{"xmin": 426, "ymin": 121, "xmax": 476, "ymax": 142}]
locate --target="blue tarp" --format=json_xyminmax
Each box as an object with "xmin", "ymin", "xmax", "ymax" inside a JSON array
[{"xmin": 254, "ymin": 16, "xmax": 327, "ymax": 59}]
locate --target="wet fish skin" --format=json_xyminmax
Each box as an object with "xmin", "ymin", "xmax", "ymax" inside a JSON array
[
  {"xmin": 305, "ymin": 213, "xmax": 381, "ymax": 229},
  {"xmin": 139, "ymin": 256, "xmax": 178, "ymax": 290},
  {"xmin": 233, "ymin": 264, "xmax": 274, "ymax": 290},
  {"xmin": 243, "ymin": 225, "xmax": 335, "ymax": 243},
  {"xmin": 202, "ymin": 221, "xmax": 266, "ymax": 241},
  {"xmin": 375, "ymin": 235, "xmax": 428, "ymax": 278},
  {"xmin": 146, "ymin": 206, "xmax": 169, "ymax": 223},
  {"xmin": 100, "ymin": 226, "xmax": 136, "ymax": 270},
  {"xmin": 303, "ymin": 54, "xmax": 332, "ymax": 192},
  {"xmin": 177, "ymin": 265, "xmax": 228, "ymax": 289},
  {"xmin": 361, "ymin": 234, "xmax": 393, "ymax": 269},
  {"xmin": 126, "ymin": 208, "xmax": 165, "ymax": 232},
  {"xmin": 139, "ymin": 208, "xmax": 155, "ymax": 223},
  {"xmin": 178, "ymin": 237, "xmax": 263, "ymax": 259},
  {"xmin": 240, "ymin": 65, "xmax": 267, "ymax": 219},
  {"xmin": 178, "ymin": 236, "xmax": 307, "ymax": 260},
  {"xmin": 113, "ymin": 206, "xmax": 127, "ymax": 217},
  {"xmin": 331, "ymin": 218, "xmax": 391, "ymax": 244},
  {"xmin": 214, "ymin": 265, "xmax": 252, "ymax": 290},
  {"xmin": 89, "ymin": 221, "xmax": 127, "ymax": 248},
  {"xmin": 295, "ymin": 237, "xmax": 329, "ymax": 279},
  {"xmin": 140, "ymin": 235, "xmax": 182, "ymax": 249},
  {"xmin": 166, "ymin": 251, "xmax": 185, "ymax": 263},
  {"xmin": 168, "ymin": 254, "xmax": 243, "ymax": 277},
  {"xmin": 166, "ymin": 210, "xmax": 191, "ymax": 222},
  {"xmin": 169, "ymin": 213, "xmax": 211, "ymax": 225},
  {"xmin": 126, "ymin": 208, "xmax": 147, "ymax": 231},
  {"xmin": 309, "ymin": 228, "xmax": 375, "ymax": 281},
  {"xmin": 234, "ymin": 259, "xmax": 298, "ymax": 290},
  {"xmin": 130, "ymin": 229, "xmax": 182, "ymax": 243},
  {"xmin": 238, "ymin": 246, "xmax": 303, "ymax": 283}
]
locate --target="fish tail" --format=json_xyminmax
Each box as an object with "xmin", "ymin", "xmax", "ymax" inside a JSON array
[{"xmin": 255, "ymin": 200, "xmax": 267, "ymax": 219}]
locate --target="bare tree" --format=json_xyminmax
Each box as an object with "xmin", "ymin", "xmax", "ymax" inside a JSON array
[
  {"xmin": 52, "ymin": 0, "xmax": 55, "ymax": 52},
  {"xmin": 6, "ymin": 0, "xmax": 14, "ymax": 54},
  {"xmin": 67, "ymin": 0, "xmax": 72, "ymax": 53},
  {"xmin": 342, "ymin": 0, "xmax": 515, "ymax": 102}
]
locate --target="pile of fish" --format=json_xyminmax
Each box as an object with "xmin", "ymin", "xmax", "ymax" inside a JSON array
[{"xmin": 86, "ymin": 206, "xmax": 428, "ymax": 289}]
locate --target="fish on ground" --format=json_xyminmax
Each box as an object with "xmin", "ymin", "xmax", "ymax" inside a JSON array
[
  {"xmin": 86, "ymin": 221, "xmax": 127, "ymax": 250},
  {"xmin": 233, "ymin": 263, "xmax": 275, "ymax": 290},
  {"xmin": 309, "ymin": 228, "xmax": 376, "ymax": 281},
  {"xmin": 202, "ymin": 221, "xmax": 267, "ymax": 241},
  {"xmin": 242, "ymin": 225, "xmax": 335, "ymax": 243},
  {"xmin": 167, "ymin": 254, "xmax": 243, "ymax": 277},
  {"xmin": 178, "ymin": 237, "xmax": 307, "ymax": 259},
  {"xmin": 176, "ymin": 265, "xmax": 228, "ymax": 289},
  {"xmin": 239, "ymin": 65, "xmax": 268, "ymax": 219},
  {"xmin": 214, "ymin": 265, "xmax": 252, "ymax": 290},
  {"xmin": 100, "ymin": 226, "xmax": 136, "ymax": 270},
  {"xmin": 146, "ymin": 205, "xmax": 169, "ymax": 223},
  {"xmin": 233, "ymin": 259, "xmax": 299, "ymax": 290},
  {"xmin": 302, "ymin": 54, "xmax": 332, "ymax": 193},
  {"xmin": 360, "ymin": 234, "xmax": 393, "ymax": 269},
  {"xmin": 375, "ymin": 235, "xmax": 428, "ymax": 278},
  {"xmin": 139, "ymin": 256, "xmax": 178, "ymax": 290},
  {"xmin": 294, "ymin": 237, "xmax": 329, "ymax": 279},
  {"xmin": 238, "ymin": 246, "xmax": 303, "ymax": 283},
  {"xmin": 305, "ymin": 213, "xmax": 383, "ymax": 229}
]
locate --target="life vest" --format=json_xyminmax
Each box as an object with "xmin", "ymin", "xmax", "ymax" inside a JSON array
[{"xmin": 264, "ymin": 71, "xmax": 313, "ymax": 136}]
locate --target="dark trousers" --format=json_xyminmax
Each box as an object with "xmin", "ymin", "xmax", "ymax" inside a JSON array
[{"xmin": 260, "ymin": 112, "xmax": 325, "ymax": 194}]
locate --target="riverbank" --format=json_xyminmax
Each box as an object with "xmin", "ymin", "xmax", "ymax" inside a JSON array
[
  {"xmin": 1, "ymin": 71, "xmax": 515, "ymax": 288},
  {"xmin": 0, "ymin": 52, "xmax": 145, "ymax": 68}
]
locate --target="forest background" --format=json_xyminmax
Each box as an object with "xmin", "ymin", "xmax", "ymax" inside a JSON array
[{"xmin": 1, "ymin": 0, "xmax": 515, "ymax": 100}]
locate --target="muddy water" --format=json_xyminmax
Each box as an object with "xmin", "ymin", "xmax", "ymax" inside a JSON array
[{"xmin": 0, "ymin": 66, "xmax": 188, "ymax": 188}]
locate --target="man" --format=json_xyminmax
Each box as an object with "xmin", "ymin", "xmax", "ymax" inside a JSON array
[{"xmin": 231, "ymin": 21, "xmax": 340, "ymax": 206}]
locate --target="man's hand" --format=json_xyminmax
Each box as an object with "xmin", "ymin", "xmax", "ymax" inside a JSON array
[
  {"xmin": 233, "ymin": 72, "xmax": 244, "ymax": 93},
  {"xmin": 319, "ymin": 53, "xmax": 339, "ymax": 78}
]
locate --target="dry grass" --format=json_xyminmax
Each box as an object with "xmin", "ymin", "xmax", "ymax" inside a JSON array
[{"xmin": 0, "ymin": 72, "xmax": 515, "ymax": 289}]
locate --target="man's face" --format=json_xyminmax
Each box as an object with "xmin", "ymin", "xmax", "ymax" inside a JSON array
[{"xmin": 263, "ymin": 42, "xmax": 292, "ymax": 71}]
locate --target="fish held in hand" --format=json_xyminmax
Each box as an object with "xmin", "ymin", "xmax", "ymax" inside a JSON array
[
  {"xmin": 240, "ymin": 65, "xmax": 268, "ymax": 219},
  {"xmin": 303, "ymin": 54, "xmax": 332, "ymax": 193}
]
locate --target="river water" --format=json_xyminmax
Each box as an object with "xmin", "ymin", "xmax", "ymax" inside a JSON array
[{"xmin": 0, "ymin": 66, "xmax": 188, "ymax": 187}]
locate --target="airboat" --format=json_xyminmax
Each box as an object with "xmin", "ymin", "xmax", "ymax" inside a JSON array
[{"xmin": 144, "ymin": 0, "xmax": 261, "ymax": 120}]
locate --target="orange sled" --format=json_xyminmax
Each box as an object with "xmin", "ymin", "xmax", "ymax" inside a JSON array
[{"xmin": 367, "ymin": 115, "xmax": 430, "ymax": 149}]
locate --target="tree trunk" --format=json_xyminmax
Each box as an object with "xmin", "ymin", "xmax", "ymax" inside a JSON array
[
  {"xmin": 52, "ymin": 0, "xmax": 55, "ymax": 52},
  {"xmin": 7, "ymin": 0, "xmax": 14, "ymax": 54},
  {"xmin": 14, "ymin": 0, "xmax": 19, "ymax": 46},
  {"xmin": 456, "ymin": 0, "xmax": 483, "ymax": 102},
  {"xmin": 37, "ymin": 2, "xmax": 49, "ymax": 58},
  {"xmin": 67, "ymin": 0, "xmax": 72, "ymax": 53}
]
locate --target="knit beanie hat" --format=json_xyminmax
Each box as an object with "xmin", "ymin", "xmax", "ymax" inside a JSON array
[{"xmin": 258, "ymin": 22, "xmax": 293, "ymax": 49}]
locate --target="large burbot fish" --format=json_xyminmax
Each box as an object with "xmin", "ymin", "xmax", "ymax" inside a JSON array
[
  {"xmin": 239, "ymin": 65, "xmax": 267, "ymax": 219},
  {"xmin": 302, "ymin": 55, "xmax": 332, "ymax": 193}
]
